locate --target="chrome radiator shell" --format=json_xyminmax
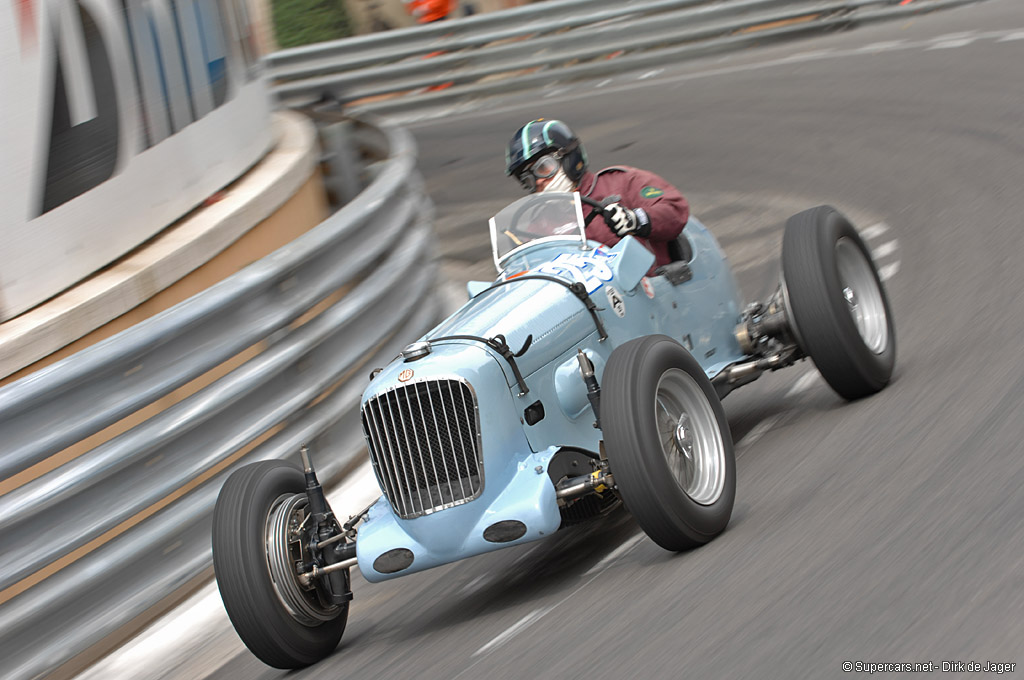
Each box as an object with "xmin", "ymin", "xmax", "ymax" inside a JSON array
[{"xmin": 361, "ymin": 377, "xmax": 483, "ymax": 519}]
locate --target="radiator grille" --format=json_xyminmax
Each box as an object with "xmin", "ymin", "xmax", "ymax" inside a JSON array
[{"xmin": 361, "ymin": 378, "xmax": 482, "ymax": 519}]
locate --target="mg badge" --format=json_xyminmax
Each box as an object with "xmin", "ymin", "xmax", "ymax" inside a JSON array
[{"xmin": 398, "ymin": 369, "xmax": 414, "ymax": 382}]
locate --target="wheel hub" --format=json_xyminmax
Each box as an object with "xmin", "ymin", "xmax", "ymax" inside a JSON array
[
  {"xmin": 265, "ymin": 494, "xmax": 339, "ymax": 626},
  {"xmin": 835, "ymin": 237, "xmax": 888, "ymax": 354},
  {"xmin": 843, "ymin": 286, "xmax": 857, "ymax": 308},
  {"xmin": 843, "ymin": 286, "xmax": 863, "ymax": 330},
  {"xmin": 674, "ymin": 414, "xmax": 693, "ymax": 459}
]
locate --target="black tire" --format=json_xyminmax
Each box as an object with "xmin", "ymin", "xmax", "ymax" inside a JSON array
[
  {"xmin": 602, "ymin": 335, "xmax": 736, "ymax": 551},
  {"xmin": 212, "ymin": 460, "xmax": 348, "ymax": 669},
  {"xmin": 782, "ymin": 206, "xmax": 896, "ymax": 400}
]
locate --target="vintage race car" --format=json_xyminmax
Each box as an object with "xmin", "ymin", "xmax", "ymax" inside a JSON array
[{"xmin": 211, "ymin": 192, "xmax": 895, "ymax": 668}]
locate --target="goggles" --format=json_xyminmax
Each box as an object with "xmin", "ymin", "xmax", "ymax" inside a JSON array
[{"xmin": 515, "ymin": 153, "xmax": 562, "ymax": 191}]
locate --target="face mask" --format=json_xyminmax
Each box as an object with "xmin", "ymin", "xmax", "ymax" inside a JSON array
[{"xmin": 540, "ymin": 168, "xmax": 577, "ymax": 194}]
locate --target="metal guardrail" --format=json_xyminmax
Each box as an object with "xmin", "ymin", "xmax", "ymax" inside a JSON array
[
  {"xmin": 0, "ymin": 0, "xmax": 984, "ymax": 673},
  {"xmin": 0, "ymin": 116, "xmax": 441, "ymax": 680},
  {"xmin": 268, "ymin": 0, "xmax": 982, "ymax": 118}
]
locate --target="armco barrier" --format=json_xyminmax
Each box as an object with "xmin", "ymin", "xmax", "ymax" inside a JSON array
[
  {"xmin": 0, "ymin": 116, "xmax": 441, "ymax": 680},
  {"xmin": 0, "ymin": 0, "xmax": 985, "ymax": 673},
  {"xmin": 268, "ymin": 0, "xmax": 982, "ymax": 118}
]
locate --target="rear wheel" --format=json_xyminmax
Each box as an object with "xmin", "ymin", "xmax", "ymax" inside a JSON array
[
  {"xmin": 782, "ymin": 206, "xmax": 895, "ymax": 399},
  {"xmin": 602, "ymin": 335, "xmax": 735, "ymax": 551},
  {"xmin": 212, "ymin": 460, "xmax": 348, "ymax": 669}
]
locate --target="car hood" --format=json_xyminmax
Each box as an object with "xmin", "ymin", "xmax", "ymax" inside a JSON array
[{"xmin": 426, "ymin": 278, "xmax": 595, "ymax": 382}]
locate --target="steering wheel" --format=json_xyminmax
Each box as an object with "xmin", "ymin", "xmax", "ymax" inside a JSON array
[
  {"xmin": 579, "ymin": 195, "xmax": 605, "ymax": 227},
  {"xmin": 507, "ymin": 192, "xmax": 573, "ymax": 235}
]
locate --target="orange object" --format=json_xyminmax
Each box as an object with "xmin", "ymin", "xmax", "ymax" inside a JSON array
[
  {"xmin": 15, "ymin": 0, "xmax": 37, "ymax": 51},
  {"xmin": 404, "ymin": 0, "xmax": 456, "ymax": 23},
  {"xmin": 203, "ymin": 191, "xmax": 227, "ymax": 206}
]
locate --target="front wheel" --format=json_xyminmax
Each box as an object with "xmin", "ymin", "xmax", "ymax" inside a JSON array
[
  {"xmin": 602, "ymin": 335, "xmax": 736, "ymax": 551},
  {"xmin": 212, "ymin": 460, "xmax": 348, "ymax": 669},
  {"xmin": 782, "ymin": 206, "xmax": 895, "ymax": 400}
]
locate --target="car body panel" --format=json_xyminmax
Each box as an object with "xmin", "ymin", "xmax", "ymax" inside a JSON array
[
  {"xmin": 357, "ymin": 447, "xmax": 562, "ymax": 582},
  {"xmin": 355, "ymin": 194, "xmax": 748, "ymax": 580},
  {"xmin": 428, "ymin": 279, "xmax": 594, "ymax": 383}
]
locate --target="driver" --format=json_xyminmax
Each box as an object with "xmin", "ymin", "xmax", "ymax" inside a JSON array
[{"xmin": 505, "ymin": 119, "xmax": 689, "ymax": 270}]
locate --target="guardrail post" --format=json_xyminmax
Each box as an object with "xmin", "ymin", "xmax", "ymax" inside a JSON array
[{"xmin": 320, "ymin": 120, "xmax": 364, "ymax": 205}]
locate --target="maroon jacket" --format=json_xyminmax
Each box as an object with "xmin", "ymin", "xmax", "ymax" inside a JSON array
[{"xmin": 578, "ymin": 166, "xmax": 689, "ymax": 269}]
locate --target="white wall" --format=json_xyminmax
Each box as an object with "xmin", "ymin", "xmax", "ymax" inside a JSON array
[{"xmin": 0, "ymin": 0, "xmax": 272, "ymax": 321}]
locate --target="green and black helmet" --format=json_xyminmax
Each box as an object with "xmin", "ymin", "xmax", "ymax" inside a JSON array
[{"xmin": 505, "ymin": 119, "xmax": 588, "ymax": 190}]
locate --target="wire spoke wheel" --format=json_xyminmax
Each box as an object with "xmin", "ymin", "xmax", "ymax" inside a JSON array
[
  {"xmin": 655, "ymin": 369, "xmax": 726, "ymax": 505},
  {"xmin": 212, "ymin": 460, "xmax": 348, "ymax": 669},
  {"xmin": 602, "ymin": 335, "xmax": 736, "ymax": 551},
  {"xmin": 782, "ymin": 206, "xmax": 895, "ymax": 400}
]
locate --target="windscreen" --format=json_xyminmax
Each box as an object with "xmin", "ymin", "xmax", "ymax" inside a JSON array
[{"xmin": 489, "ymin": 192, "xmax": 587, "ymax": 271}]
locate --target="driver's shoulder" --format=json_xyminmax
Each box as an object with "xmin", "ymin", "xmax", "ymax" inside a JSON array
[
  {"xmin": 586, "ymin": 165, "xmax": 640, "ymax": 193},
  {"xmin": 594, "ymin": 165, "xmax": 637, "ymax": 177}
]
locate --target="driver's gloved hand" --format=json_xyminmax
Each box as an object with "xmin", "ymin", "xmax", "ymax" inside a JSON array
[{"xmin": 602, "ymin": 203, "xmax": 652, "ymax": 238}]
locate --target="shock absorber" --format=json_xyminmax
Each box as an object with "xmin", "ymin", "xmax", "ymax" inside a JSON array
[
  {"xmin": 576, "ymin": 349, "xmax": 602, "ymax": 429},
  {"xmin": 299, "ymin": 445, "xmax": 352, "ymax": 604}
]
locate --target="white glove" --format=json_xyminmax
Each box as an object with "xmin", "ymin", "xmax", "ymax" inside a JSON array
[{"xmin": 602, "ymin": 203, "xmax": 651, "ymax": 237}]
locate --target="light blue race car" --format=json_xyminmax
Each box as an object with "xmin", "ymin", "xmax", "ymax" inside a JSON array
[{"xmin": 212, "ymin": 191, "xmax": 895, "ymax": 669}]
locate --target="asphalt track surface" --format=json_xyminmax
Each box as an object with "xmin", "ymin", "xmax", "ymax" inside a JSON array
[{"xmin": 92, "ymin": 2, "xmax": 1024, "ymax": 678}]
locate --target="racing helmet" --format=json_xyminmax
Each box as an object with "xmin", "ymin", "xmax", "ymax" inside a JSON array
[{"xmin": 505, "ymin": 119, "xmax": 588, "ymax": 190}]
